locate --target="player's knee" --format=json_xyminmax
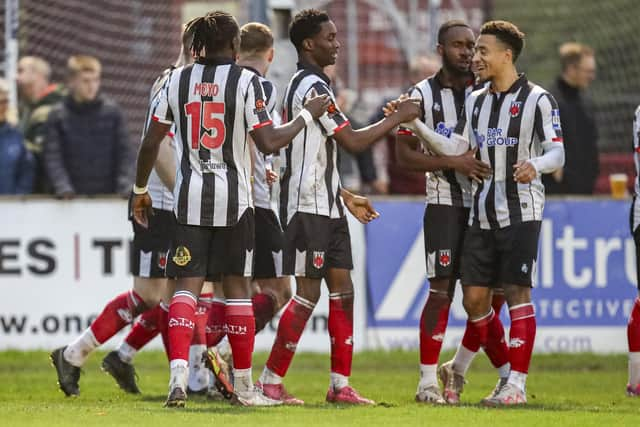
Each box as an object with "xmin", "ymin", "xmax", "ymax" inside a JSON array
[
  {"xmin": 462, "ymin": 294, "xmax": 488, "ymax": 318},
  {"xmin": 503, "ymin": 285, "xmax": 531, "ymax": 307},
  {"xmin": 279, "ymin": 283, "xmax": 293, "ymax": 303},
  {"xmin": 296, "ymin": 286, "xmax": 321, "ymax": 304},
  {"xmin": 141, "ymin": 295, "xmax": 161, "ymax": 310},
  {"xmin": 428, "ymin": 289, "xmax": 451, "ymax": 308}
]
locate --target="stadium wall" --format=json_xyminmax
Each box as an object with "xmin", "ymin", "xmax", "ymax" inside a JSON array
[{"xmin": 0, "ymin": 197, "xmax": 634, "ymax": 353}]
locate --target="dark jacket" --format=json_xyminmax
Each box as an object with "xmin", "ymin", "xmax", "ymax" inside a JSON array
[
  {"xmin": 20, "ymin": 84, "xmax": 66, "ymax": 193},
  {"xmin": 544, "ymin": 77, "xmax": 599, "ymax": 194},
  {"xmin": 44, "ymin": 95, "xmax": 135, "ymax": 196},
  {"xmin": 0, "ymin": 122, "xmax": 34, "ymax": 194}
]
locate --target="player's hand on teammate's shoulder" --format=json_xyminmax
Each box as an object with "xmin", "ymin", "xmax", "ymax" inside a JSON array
[
  {"xmin": 452, "ymin": 148, "xmax": 492, "ymax": 183},
  {"xmin": 513, "ymin": 160, "xmax": 537, "ymax": 184},
  {"xmin": 132, "ymin": 192, "xmax": 153, "ymax": 228},
  {"xmin": 342, "ymin": 190, "xmax": 380, "ymax": 224},
  {"xmin": 303, "ymin": 93, "xmax": 331, "ymax": 119}
]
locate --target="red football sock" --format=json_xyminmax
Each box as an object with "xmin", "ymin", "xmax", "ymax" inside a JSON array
[
  {"xmin": 466, "ymin": 308, "xmax": 495, "ymax": 351},
  {"xmin": 266, "ymin": 295, "xmax": 315, "ymax": 377},
  {"xmin": 253, "ymin": 292, "xmax": 277, "ymax": 333},
  {"xmin": 419, "ymin": 290, "xmax": 451, "ymax": 365},
  {"xmin": 460, "ymin": 292, "xmax": 506, "ymax": 353},
  {"xmin": 508, "ymin": 303, "xmax": 536, "ymax": 374},
  {"xmin": 90, "ymin": 290, "xmax": 145, "ymax": 344},
  {"xmin": 225, "ymin": 299, "xmax": 256, "ymax": 370},
  {"xmin": 628, "ymin": 298, "xmax": 640, "ymax": 352},
  {"xmin": 484, "ymin": 307, "xmax": 510, "ymax": 368},
  {"xmin": 158, "ymin": 303, "xmax": 170, "ymax": 359},
  {"xmin": 192, "ymin": 293, "xmax": 212, "ymax": 346},
  {"xmin": 124, "ymin": 304, "xmax": 163, "ymax": 350},
  {"xmin": 491, "ymin": 292, "xmax": 506, "ymax": 316},
  {"xmin": 167, "ymin": 290, "xmax": 198, "ymax": 362},
  {"xmin": 206, "ymin": 298, "xmax": 227, "ymax": 348},
  {"xmin": 329, "ymin": 292, "xmax": 355, "ymax": 376}
]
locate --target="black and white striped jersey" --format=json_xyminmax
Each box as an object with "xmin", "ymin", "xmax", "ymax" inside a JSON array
[
  {"xmin": 632, "ymin": 105, "xmax": 640, "ymax": 231},
  {"xmin": 143, "ymin": 68, "xmax": 175, "ymax": 211},
  {"xmin": 151, "ymin": 58, "xmax": 272, "ymax": 227},
  {"xmin": 279, "ymin": 63, "xmax": 349, "ymax": 225},
  {"xmin": 454, "ymin": 74, "xmax": 563, "ymax": 229},
  {"xmin": 243, "ymin": 68, "xmax": 279, "ymax": 211},
  {"xmin": 400, "ymin": 71, "xmax": 475, "ymax": 208}
]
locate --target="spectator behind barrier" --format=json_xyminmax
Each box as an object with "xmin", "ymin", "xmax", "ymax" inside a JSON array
[
  {"xmin": 543, "ymin": 42, "xmax": 599, "ymax": 195},
  {"xmin": 368, "ymin": 55, "xmax": 440, "ymax": 194},
  {"xmin": 0, "ymin": 78, "xmax": 35, "ymax": 194},
  {"xmin": 17, "ymin": 56, "xmax": 65, "ymax": 193},
  {"xmin": 44, "ymin": 55, "xmax": 135, "ymax": 199},
  {"xmin": 323, "ymin": 65, "xmax": 377, "ymax": 193}
]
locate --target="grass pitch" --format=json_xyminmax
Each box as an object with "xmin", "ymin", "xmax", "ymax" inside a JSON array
[{"xmin": 1, "ymin": 350, "xmax": 637, "ymax": 426}]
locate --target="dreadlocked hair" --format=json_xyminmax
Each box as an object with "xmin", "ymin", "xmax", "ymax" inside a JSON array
[{"xmin": 186, "ymin": 11, "xmax": 239, "ymax": 57}]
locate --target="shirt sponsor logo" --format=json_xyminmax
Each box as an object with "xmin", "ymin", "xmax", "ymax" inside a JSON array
[
  {"xmin": 200, "ymin": 159, "xmax": 228, "ymax": 173},
  {"xmin": 475, "ymin": 128, "xmax": 519, "ymax": 148},
  {"xmin": 435, "ymin": 122, "xmax": 452, "ymax": 138}
]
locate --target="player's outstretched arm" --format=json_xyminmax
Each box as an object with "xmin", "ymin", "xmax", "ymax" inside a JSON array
[
  {"xmin": 332, "ymin": 98, "xmax": 421, "ymax": 154},
  {"xmin": 396, "ymin": 133, "xmax": 491, "ymax": 183},
  {"xmin": 132, "ymin": 120, "xmax": 171, "ymax": 227},
  {"xmin": 340, "ymin": 188, "xmax": 380, "ymax": 224},
  {"xmin": 251, "ymin": 94, "xmax": 331, "ymax": 154},
  {"xmin": 403, "ymin": 118, "xmax": 470, "ymax": 157}
]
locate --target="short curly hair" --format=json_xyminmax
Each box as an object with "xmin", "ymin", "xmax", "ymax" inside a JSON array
[
  {"xmin": 289, "ymin": 9, "xmax": 330, "ymax": 52},
  {"xmin": 480, "ymin": 20, "xmax": 525, "ymax": 62}
]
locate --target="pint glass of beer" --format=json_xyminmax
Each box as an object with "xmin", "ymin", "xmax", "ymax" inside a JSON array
[{"xmin": 609, "ymin": 173, "xmax": 629, "ymax": 199}]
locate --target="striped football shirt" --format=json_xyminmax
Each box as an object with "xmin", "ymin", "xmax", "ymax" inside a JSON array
[{"xmin": 151, "ymin": 58, "xmax": 272, "ymax": 227}]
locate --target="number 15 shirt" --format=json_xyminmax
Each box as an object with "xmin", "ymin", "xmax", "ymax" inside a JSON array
[{"xmin": 151, "ymin": 58, "xmax": 272, "ymax": 227}]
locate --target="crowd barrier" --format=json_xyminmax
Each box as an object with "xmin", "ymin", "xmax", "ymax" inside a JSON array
[{"xmin": 0, "ymin": 197, "xmax": 634, "ymax": 353}]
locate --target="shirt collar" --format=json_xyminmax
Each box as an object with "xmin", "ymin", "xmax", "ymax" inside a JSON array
[
  {"xmin": 489, "ymin": 73, "xmax": 528, "ymax": 94},
  {"xmin": 297, "ymin": 61, "xmax": 331, "ymax": 85},
  {"xmin": 241, "ymin": 65, "xmax": 262, "ymax": 77},
  {"xmin": 196, "ymin": 57, "xmax": 235, "ymax": 66}
]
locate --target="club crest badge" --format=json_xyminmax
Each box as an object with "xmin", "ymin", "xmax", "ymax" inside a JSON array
[
  {"xmin": 312, "ymin": 251, "xmax": 325, "ymax": 269},
  {"xmin": 439, "ymin": 250, "xmax": 451, "ymax": 267},
  {"xmin": 173, "ymin": 246, "xmax": 192, "ymax": 267}
]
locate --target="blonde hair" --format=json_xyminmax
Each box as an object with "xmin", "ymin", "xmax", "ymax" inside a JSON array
[
  {"xmin": 67, "ymin": 55, "xmax": 102, "ymax": 77},
  {"xmin": 239, "ymin": 22, "xmax": 274, "ymax": 57},
  {"xmin": 19, "ymin": 56, "xmax": 52, "ymax": 81},
  {"xmin": 559, "ymin": 42, "xmax": 594, "ymax": 71}
]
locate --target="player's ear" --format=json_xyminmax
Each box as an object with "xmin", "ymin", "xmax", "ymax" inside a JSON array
[
  {"xmin": 436, "ymin": 44, "xmax": 444, "ymax": 57},
  {"xmin": 302, "ymin": 38, "xmax": 313, "ymax": 52},
  {"xmin": 504, "ymin": 48, "xmax": 513, "ymax": 65},
  {"xmin": 267, "ymin": 47, "xmax": 274, "ymax": 63}
]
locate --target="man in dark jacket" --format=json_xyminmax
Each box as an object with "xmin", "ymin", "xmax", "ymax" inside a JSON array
[
  {"xmin": 0, "ymin": 78, "xmax": 34, "ymax": 194},
  {"xmin": 44, "ymin": 55, "xmax": 135, "ymax": 198},
  {"xmin": 17, "ymin": 56, "xmax": 65, "ymax": 193},
  {"xmin": 544, "ymin": 42, "xmax": 598, "ymax": 194}
]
